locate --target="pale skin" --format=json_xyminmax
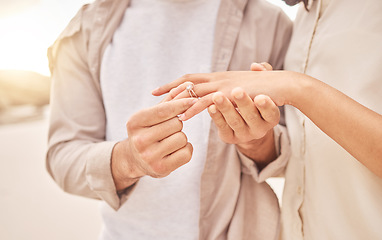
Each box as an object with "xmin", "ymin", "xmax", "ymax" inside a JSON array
[
  {"xmin": 112, "ymin": 64, "xmax": 281, "ymax": 191},
  {"xmin": 111, "ymin": 98, "xmax": 197, "ymax": 191},
  {"xmin": 160, "ymin": 63, "xmax": 281, "ymax": 169},
  {"xmin": 152, "ymin": 63, "xmax": 382, "ymax": 178},
  {"xmin": 206, "ymin": 91, "xmax": 279, "ymax": 170}
]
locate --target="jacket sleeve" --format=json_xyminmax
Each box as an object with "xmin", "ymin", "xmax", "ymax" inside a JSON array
[
  {"xmin": 239, "ymin": 124, "xmax": 291, "ymax": 183},
  {"xmin": 46, "ymin": 7, "xmax": 127, "ymax": 210}
]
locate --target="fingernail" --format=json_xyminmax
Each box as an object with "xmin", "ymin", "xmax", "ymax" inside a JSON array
[
  {"xmin": 214, "ymin": 95, "xmax": 223, "ymax": 104},
  {"xmin": 233, "ymin": 91, "xmax": 244, "ymax": 99},
  {"xmin": 257, "ymin": 99, "xmax": 267, "ymax": 107},
  {"xmin": 257, "ymin": 63, "xmax": 266, "ymax": 71},
  {"xmin": 209, "ymin": 105, "xmax": 217, "ymax": 114},
  {"xmin": 178, "ymin": 113, "xmax": 186, "ymax": 121},
  {"xmin": 152, "ymin": 87, "xmax": 160, "ymax": 94},
  {"xmin": 253, "ymin": 63, "xmax": 266, "ymax": 71}
]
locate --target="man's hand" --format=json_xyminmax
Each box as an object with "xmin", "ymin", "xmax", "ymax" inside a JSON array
[
  {"xmin": 208, "ymin": 88, "xmax": 279, "ymax": 169},
  {"xmin": 208, "ymin": 62, "xmax": 278, "ymax": 169},
  {"xmin": 111, "ymin": 98, "xmax": 197, "ymax": 191},
  {"xmin": 208, "ymin": 89, "xmax": 279, "ymax": 144}
]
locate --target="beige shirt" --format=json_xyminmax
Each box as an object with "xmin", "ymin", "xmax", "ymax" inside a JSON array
[
  {"xmin": 282, "ymin": 0, "xmax": 382, "ymax": 239},
  {"xmin": 46, "ymin": 0, "xmax": 292, "ymax": 239}
]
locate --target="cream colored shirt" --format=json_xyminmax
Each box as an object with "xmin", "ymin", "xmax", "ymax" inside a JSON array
[
  {"xmin": 282, "ymin": 0, "xmax": 382, "ymax": 239},
  {"xmin": 46, "ymin": 0, "xmax": 293, "ymax": 239}
]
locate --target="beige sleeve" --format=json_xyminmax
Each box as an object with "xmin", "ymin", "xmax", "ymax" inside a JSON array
[
  {"xmin": 239, "ymin": 124, "xmax": 291, "ymax": 183},
  {"xmin": 46, "ymin": 13, "xmax": 125, "ymax": 210}
]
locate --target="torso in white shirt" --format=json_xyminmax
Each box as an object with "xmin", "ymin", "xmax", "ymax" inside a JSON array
[{"xmin": 99, "ymin": 0, "xmax": 220, "ymax": 239}]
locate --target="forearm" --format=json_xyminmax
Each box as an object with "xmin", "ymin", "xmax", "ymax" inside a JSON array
[
  {"xmin": 47, "ymin": 140, "xmax": 120, "ymax": 205},
  {"xmin": 287, "ymin": 72, "xmax": 382, "ymax": 177},
  {"xmin": 47, "ymin": 142, "xmax": 99, "ymax": 199},
  {"xmin": 47, "ymin": 29, "xmax": 127, "ymax": 208}
]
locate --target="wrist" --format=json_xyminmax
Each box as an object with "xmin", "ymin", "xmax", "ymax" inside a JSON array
[
  {"xmin": 283, "ymin": 71, "xmax": 312, "ymax": 108},
  {"xmin": 111, "ymin": 141, "xmax": 139, "ymax": 191},
  {"xmin": 236, "ymin": 130, "xmax": 277, "ymax": 170}
]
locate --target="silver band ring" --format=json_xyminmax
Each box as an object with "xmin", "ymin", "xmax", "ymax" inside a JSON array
[{"xmin": 186, "ymin": 84, "xmax": 198, "ymax": 98}]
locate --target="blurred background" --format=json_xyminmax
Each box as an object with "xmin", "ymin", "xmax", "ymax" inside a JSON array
[{"xmin": 0, "ymin": 0, "xmax": 297, "ymax": 239}]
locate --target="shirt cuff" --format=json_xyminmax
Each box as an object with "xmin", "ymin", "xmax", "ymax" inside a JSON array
[
  {"xmin": 239, "ymin": 124, "xmax": 291, "ymax": 183},
  {"xmin": 84, "ymin": 141, "xmax": 127, "ymax": 210}
]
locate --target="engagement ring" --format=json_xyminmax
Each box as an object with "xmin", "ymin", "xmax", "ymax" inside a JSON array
[{"xmin": 186, "ymin": 83, "xmax": 198, "ymax": 98}]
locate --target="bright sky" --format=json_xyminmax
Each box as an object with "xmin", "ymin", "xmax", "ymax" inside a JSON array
[{"xmin": 0, "ymin": 0, "xmax": 298, "ymax": 76}]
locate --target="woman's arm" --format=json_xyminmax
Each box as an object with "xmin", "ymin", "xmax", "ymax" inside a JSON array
[{"xmin": 291, "ymin": 73, "xmax": 382, "ymax": 177}]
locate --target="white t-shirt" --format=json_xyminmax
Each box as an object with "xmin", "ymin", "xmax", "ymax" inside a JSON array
[{"xmin": 99, "ymin": 0, "xmax": 220, "ymax": 239}]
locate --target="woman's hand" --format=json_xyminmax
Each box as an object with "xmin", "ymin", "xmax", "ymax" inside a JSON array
[{"xmin": 152, "ymin": 65, "xmax": 292, "ymax": 121}]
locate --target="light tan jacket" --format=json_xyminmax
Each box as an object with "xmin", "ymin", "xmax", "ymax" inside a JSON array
[{"xmin": 47, "ymin": 0, "xmax": 292, "ymax": 239}]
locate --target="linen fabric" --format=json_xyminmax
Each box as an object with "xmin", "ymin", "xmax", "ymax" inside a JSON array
[
  {"xmin": 46, "ymin": 0, "xmax": 292, "ymax": 239},
  {"xmin": 281, "ymin": 0, "xmax": 382, "ymax": 239}
]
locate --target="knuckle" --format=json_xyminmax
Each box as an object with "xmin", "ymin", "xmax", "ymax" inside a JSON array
[
  {"xmin": 126, "ymin": 117, "xmax": 137, "ymax": 132},
  {"xmin": 151, "ymin": 161, "xmax": 169, "ymax": 177},
  {"xmin": 126, "ymin": 121, "xmax": 133, "ymax": 132},
  {"xmin": 140, "ymin": 149, "xmax": 154, "ymax": 162},
  {"xmin": 178, "ymin": 144, "xmax": 193, "ymax": 163},
  {"xmin": 126, "ymin": 109, "xmax": 146, "ymax": 130},
  {"xmin": 131, "ymin": 135, "xmax": 148, "ymax": 152},
  {"xmin": 262, "ymin": 113, "xmax": 273, "ymax": 121},
  {"xmin": 247, "ymin": 113, "xmax": 260, "ymax": 123},
  {"xmin": 213, "ymin": 72, "xmax": 224, "ymax": 80},
  {"xmin": 215, "ymin": 121, "xmax": 227, "ymax": 130},
  {"xmin": 249, "ymin": 127, "xmax": 267, "ymax": 139},
  {"xmin": 182, "ymin": 99, "xmax": 191, "ymax": 108},
  {"xmin": 180, "ymin": 149, "xmax": 192, "ymax": 163},
  {"xmin": 169, "ymin": 88, "xmax": 177, "ymax": 98},
  {"xmin": 216, "ymin": 102, "xmax": 228, "ymax": 111},
  {"xmin": 218, "ymin": 132, "xmax": 234, "ymax": 144},
  {"xmin": 199, "ymin": 96, "xmax": 209, "ymax": 105},
  {"xmin": 166, "ymin": 118, "xmax": 183, "ymax": 132},
  {"xmin": 176, "ymin": 119, "xmax": 184, "ymax": 130},
  {"xmin": 264, "ymin": 111, "xmax": 280, "ymax": 124},
  {"xmin": 240, "ymin": 134, "xmax": 254, "ymax": 143},
  {"xmin": 272, "ymin": 111, "xmax": 281, "ymax": 122},
  {"xmin": 229, "ymin": 117, "xmax": 243, "ymax": 128}
]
